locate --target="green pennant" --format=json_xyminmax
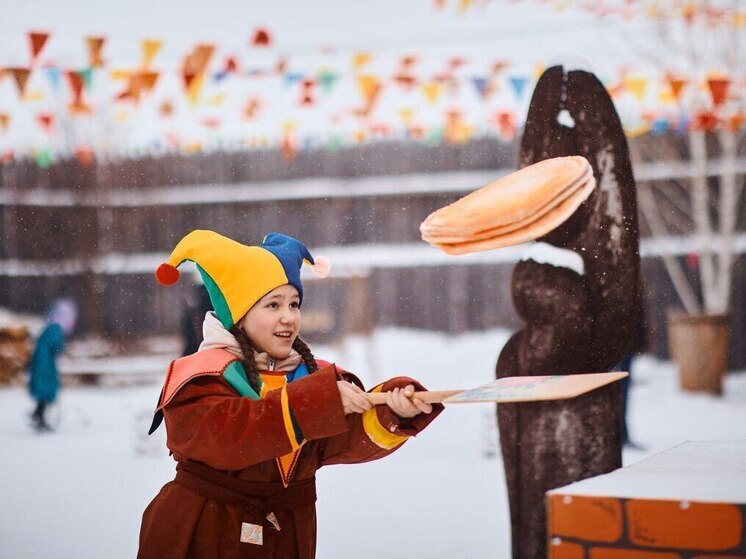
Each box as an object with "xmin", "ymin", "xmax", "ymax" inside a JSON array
[
  {"xmin": 35, "ymin": 149, "xmax": 53, "ymax": 168},
  {"xmin": 317, "ymin": 68, "xmax": 338, "ymax": 95},
  {"xmin": 79, "ymin": 67, "xmax": 94, "ymax": 90}
]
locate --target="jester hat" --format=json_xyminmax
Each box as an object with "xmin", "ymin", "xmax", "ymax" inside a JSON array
[{"xmin": 155, "ymin": 230, "xmax": 330, "ymax": 328}]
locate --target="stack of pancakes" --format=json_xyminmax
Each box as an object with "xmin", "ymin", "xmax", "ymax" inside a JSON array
[{"xmin": 420, "ymin": 156, "xmax": 596, "ymax": 255}]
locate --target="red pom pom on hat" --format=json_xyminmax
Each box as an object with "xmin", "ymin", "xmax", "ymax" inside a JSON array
[{"xmin": 155, "ymin": 263, "xmax": 180, "ymax": 285}]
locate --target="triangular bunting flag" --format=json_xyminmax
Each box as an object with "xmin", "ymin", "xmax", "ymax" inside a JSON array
[
  {"xmin": 317, "ymin": 68, "xmax": 338, "ymax": 95},
  {"xmin": 186, "ymin": 73, "xmax": 205, "ymax": 106},
  {"xmin": 141, "ymin": 39, "xmax": 163, "ymax": 68},
  {"xmin": 79, "ymin": 67, "xmax": 94, "ymax": 90},
  {"xmin": 706, "ymin": 77, "xmax": 730, "ymax": 106},
  {"xmin": 66, "ymin": 70, "xmax": 84, "ymax": 99},
  {"xmin": 471, "ymin": 76, "xmax": 490, "ymax": 99},
  {"xmin": 159, "ymin": 101, "xmax": 174, "ymax": 118},
  {"xmin": 508, "ymin": 75, "xmax": 530, "ymax": 101},
  {"xmin": 252, "ymin": 28, "xmax": 272, "ymax": 47},
  {"xmin": 9, "ymin": 68, "xmax": 31, "ymax": 97},
  {"xmin": 43, "ymin": 67, "xmax": 62, "ymax": 91},
  {"xmin": 86, "ymin": 36, "xmax": 106, "ymax": 67},
  {"xmin": 624, "ymin": 75, "xmax": 649, "ymax": 102},
  {"xmin": 0, "ymin": 113, "xmax": 10, "ymax": 132},
  {"xmin": 352, "ymin": 52, "xmax": 372, "ymax": 72},
  {"xmin": 666, "ymin": 75, "xmax": 688, "ymax": 102},
  {"xmin": 29, "ymin": 32, "xmax": 50, "ymax": 63},
  {"xmin": 421, "ymin": 82, "xmax": 442, "ymax": 105},
  {"xmin": 284, "ymin": 72, "xmax": 305, "ymax": 87},
  {"xmin": 357, "ymin": 75, "xmax": 380, "ymax": 105},
  {"xmin": 36, "ymin": 113, "xmax": 54, "ymax": 134}
]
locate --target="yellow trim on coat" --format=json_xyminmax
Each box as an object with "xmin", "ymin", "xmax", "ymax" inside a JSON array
[
  {"xmin": 362, "ymin": 385, "xmax": 410, "ymax": 450},
  {"xmin": 280, "ymin": 386, "xmax": 301, "ymax": 451}
]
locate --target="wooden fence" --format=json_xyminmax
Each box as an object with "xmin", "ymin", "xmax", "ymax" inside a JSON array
[{"xmin": 2, "ymin": 134, "xmax": 745, "ymax": 368}]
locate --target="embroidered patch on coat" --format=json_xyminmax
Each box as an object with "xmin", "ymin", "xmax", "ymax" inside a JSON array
[{"xmin": 240, "ymin": 522, "xmax": 263, "ymax": 545}]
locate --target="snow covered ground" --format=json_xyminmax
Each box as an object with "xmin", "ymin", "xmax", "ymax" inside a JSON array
[{"xmin": 2, "ymin": 327, "xmax": 746, "ymax": 559}]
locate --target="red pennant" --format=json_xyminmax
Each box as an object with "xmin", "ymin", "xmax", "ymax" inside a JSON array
[
  {"xmin": 692, "ymin": 111, "xmax": 719, "ymax": 131},
  {"xmin": 394, "ymin": 73, "xmax": 417, "ymax": 89},
  {"xmin": 706, "ymin": 77, "xmax": 730, "ymax": 106},
  {"xmin": 224, "ymin": 56, "xmax": 239, "ymax": 74},
  {"xmin": 200, "ymin": 117, "xmax": 221, "ymax": 129},
  {"xmin": 36, "ymin": 112, "xmax": 54, "ymax": 134},
  {"xmin": 281, "ymin": 134, "xmax": 297, "ymax": 162},
  {"xmin": 252, "ymin": 28, "xmax": 272, "ymax": 47},
  {"xmin": 66, "ymin": 70, "xmax": 84, "ymax": 99},
  {"xmin": 29, "ymin": 32, "xmax": 50, "ymax": 63}
]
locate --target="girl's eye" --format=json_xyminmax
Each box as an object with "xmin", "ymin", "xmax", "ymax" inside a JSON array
[
  {"xmin": 266, "ymin": 302, "xmax": 278, "ymax": 308},
  {"xmin": 290, "ymin": 302, "xmax": 300, "ymax": 309}
]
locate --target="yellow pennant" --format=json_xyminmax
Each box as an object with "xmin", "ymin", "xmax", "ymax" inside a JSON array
[
  {"xmin": 624, "ymin": 75, "xmax": 649, "ymax": 103},
  {"xmin": 110, "ymin": 69, "xmax": 131, "ymax": 82},
  {"xmin": 186, "ymin": 74, "xmax": 205, "ymax": 106},
  {"xmin": 23, "ymin": 90, "xmax": 45, "ymax": 102},
  {"xmin": 352, "ymin": 52, "xmax": 372, "ymax": 72},
  {"xmin": 398, "ymin": 107, "xmax": 414, "ymax": 125},
  {"xmin": 205, "ymin": 92, "xmax": 227, "ymax": 106},
  {"xmin": 141, "ymin": 39, "xmax": 163, "ymax": 68},
  {"xmin": 421, "ymin": 82, "xmax": 442, "ymax": 105}
]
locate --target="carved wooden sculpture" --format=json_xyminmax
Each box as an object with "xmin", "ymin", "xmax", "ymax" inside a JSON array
[{"xmin": 495, "ymin": 65, "xmax": 640, "ymax": 559}]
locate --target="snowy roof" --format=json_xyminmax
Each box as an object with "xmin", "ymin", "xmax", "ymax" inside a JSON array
[{"xmin": 548, "ymin": 440, "xmax": 746, "ymax": 502}]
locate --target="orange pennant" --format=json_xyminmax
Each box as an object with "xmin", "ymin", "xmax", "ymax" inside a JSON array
[
  {"xmin": 355, "ymin": 75, "xmax": 381, "ymax": 118},
  {"xmin": 184, "ymin": 44, "xmax": 215, "ymax": 75},
  {"xmin": 29, "ymin": 32, "xmax": 50, "ymax": 63},
  {"xmin": 159, "ymin": 100, "xmax": 174, "ymax": 117},
  {"xmin": 666, "ymin": 75, "xmax": 688, "ymax": 102},
  {"xmin": 9, "ymin": 68, "xmax": 31, "ymax": 97},
  {"xmin": 86, "ymin": 36, "xmax": 106, "ymax": 67},
  {"xmin": 724, "ymin": 112, "xmax": 745, "ymax": 132},
  {"xmin": 75, "ymin": 147, "xmax": 95, "ymax": 167},
  {"xmin": 0, "ymin": 113, "xmax": 9, "ymax": 132},
  {"xmin": 706, "ymin": 77, "xmax": 730, "ymax": 106}
]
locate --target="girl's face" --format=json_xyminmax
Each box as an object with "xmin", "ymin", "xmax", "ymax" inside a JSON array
[{"xmin": 239, "ymin": 284, "xmax": 301, "ymax": 358}]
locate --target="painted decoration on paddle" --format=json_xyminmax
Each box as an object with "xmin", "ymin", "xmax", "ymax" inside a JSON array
[{"xmin": 444, "ymin": 372, "xmax": 628, "ymax": 404}]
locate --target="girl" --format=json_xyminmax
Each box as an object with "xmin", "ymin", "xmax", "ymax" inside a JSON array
[{"xmin": 139, "ymin": 230, "xmax": 443, "ymax": 559}]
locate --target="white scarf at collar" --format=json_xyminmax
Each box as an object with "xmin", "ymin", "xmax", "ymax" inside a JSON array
[{"xmin": 198, "ymin": 312, "xmax": 302, "ymax": 372}]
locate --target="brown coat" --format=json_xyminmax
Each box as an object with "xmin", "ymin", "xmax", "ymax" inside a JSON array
[{"xmin": 138, "ymin": 349, "xmax": 442, "ymax": 558}]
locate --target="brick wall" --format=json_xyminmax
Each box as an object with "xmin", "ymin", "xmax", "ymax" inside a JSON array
[{"xmin": 547, "ymin": 494, "xmax": 746, "ymax": 559}]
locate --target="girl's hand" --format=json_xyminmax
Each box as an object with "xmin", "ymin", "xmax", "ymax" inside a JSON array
[
  {"xmin": 385, "ymin": 385, "xmax": 433, "ymax": 419},
  {"xmin": 337, "ymin": 381, "xmax": 373, "ymax": 415}
]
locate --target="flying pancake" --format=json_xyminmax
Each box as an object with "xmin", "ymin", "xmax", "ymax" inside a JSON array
[{"xmin": 420, "ymin": 156, "xmax": 596, "ymax": 255}]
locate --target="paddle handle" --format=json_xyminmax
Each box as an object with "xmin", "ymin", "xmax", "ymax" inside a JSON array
[{"xmin": 364, "ymin": 389, "xmax": 463, "ymax": 405}]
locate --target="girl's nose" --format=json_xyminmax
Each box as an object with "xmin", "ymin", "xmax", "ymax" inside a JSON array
[{"xmin": 279, "ymin": 310, "xmax": 295, "ymax": 325}]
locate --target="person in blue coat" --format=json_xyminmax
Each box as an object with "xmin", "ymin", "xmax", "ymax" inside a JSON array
[{"xmin": 28, "ymin": 298, "xmax": 78, "ymax": 432}]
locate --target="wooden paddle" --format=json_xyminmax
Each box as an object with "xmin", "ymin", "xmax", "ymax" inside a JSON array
[{"xmin": 364, "ymin": 371, "xmax": 628, "ymax": 405}]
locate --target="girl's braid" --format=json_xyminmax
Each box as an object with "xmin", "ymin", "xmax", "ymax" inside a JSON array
[
  {"xmin": 228, "ymin": 325, "xmax": 261, "ymax": 394},
  {"xmin": 292, "ymin": 336, "xmax": 319, "ymax": 373}
]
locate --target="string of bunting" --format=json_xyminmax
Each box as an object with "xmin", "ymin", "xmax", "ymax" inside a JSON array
[{"xmin": 0, "ymin": 26, "xmax": 743, "ymax": 167}]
